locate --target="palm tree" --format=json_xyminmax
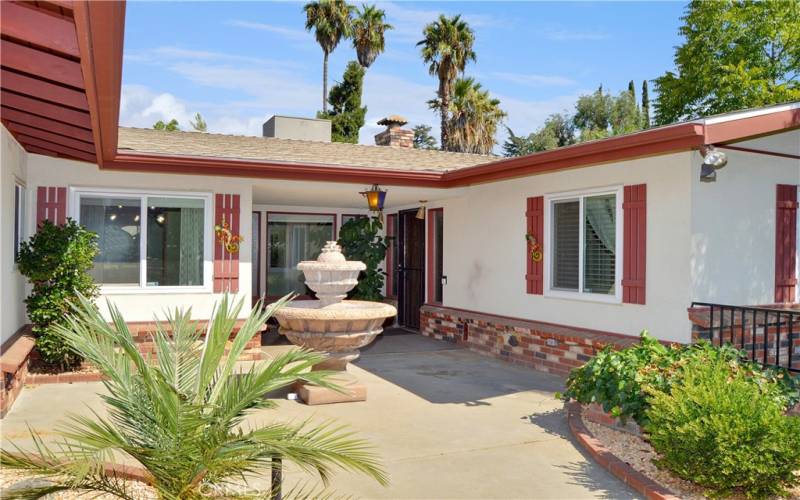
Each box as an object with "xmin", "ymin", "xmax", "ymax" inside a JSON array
[
  {"xmin": 351, "ymin": 4, "xmax": 393, "ymax": 69},
  {"xmin": 417, "ymin": 15, "xmax": 476, "ymax": 151},
  {"xmin": 304, "ymin": 0, "xmax": 354, "ymax": 113},
  {"xmin": 430, "ymin": 77, "xmax": 506, "ymax": 154},
  {"xmin": 1, "ymin": 294, "xmax": 387, "ymax": 499}
]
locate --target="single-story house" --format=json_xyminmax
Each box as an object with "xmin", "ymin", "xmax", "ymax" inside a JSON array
[{"xmin": 1, "ymin": 1, "xmax": 798, "ymax": 412}]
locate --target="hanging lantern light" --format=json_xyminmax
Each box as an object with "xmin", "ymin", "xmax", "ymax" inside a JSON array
[
  {"xmin": 416, "ymin": 200, "xmax": 427, "ymax": 220},
  {"xmin": 360, "ymin": 184, "xmax": 387, "ymax": 213}
]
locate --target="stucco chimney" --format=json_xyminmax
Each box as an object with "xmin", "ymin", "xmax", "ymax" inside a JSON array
[
  {"xmin": 374, "ymin": 115, "xmax": 413, "ymax": 148},
  {"xmin": 263, "ymin": 115, "xmax": 331, "ymax": 142}
]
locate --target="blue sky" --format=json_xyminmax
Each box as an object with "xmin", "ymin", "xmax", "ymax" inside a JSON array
[{"xmin": 121, "ymin": 1, "xmax": 686, "ymax": 146}]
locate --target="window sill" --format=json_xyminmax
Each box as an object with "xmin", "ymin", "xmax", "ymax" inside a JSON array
[
  {"xmin": 543, "ymin": 289, "xmax": 622, "ymax": 305},
  {"xmin": 99, "ymin": 286, "xmax": 214, "ymax": 295}
]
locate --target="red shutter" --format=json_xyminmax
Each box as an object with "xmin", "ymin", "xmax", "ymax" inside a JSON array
[
  {"xmin": 36, "ymin": 186, "xmax": 67, "ymax": 226},
  {"xmin": 775, "ymin": 184, "xmax": 798, "ymax": 303},
  {"xmin": 623, "ymin": 184, "xmax": 647, "ymax": 304},
  {"xmin": 526, "ymin": 196, "xmax": 544, "ymax": 294},
  {"xmin": 214, "ymin": 193, "xmax": 241, "ymax": 293}
]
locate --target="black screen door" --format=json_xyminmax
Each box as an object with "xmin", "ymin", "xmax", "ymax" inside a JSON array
[{"xmin": 398, "ymin": 208, "xmax": 425, "ymax": 329}]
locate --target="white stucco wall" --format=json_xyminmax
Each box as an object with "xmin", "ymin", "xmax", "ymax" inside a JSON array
[
  {"xmin": 433, "ymin": 152, "xmax": 696, "ymax": 343},
  {"xmin": 690, "ymin": 129, "xmax": 800, "ymax": 305},
  {"xmin": 25, "ymin": 154, "xmax": 253, "ymax": 322},
  {"xmin": 0, "ymin": 125, "xmax": 29, "ymax": 344}
]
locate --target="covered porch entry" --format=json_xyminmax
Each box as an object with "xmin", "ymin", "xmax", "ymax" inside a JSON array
[{"xmin": 250, "ymin": 179, "xmax": 455, "ymax": 331}]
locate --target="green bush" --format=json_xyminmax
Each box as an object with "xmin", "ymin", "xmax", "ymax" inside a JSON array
[
  {"xmin": 646, "ymin": 358, "xmax": 800, "ymax": 499},
  {"xmin": 16, "ymin": 219, "xmax": 99, "ymax": 369},
  {"xmin": 560, "ymin": 331, "xmax": 799, "ymax": 424},
  {"xmin": 337, "ymin": 215, "xmax": 389, "ymax": 301}
]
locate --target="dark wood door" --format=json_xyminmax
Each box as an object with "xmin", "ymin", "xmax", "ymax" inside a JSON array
[{"xmin": 398, "ymin": 209, "xmax": 425, "ymax": 329}]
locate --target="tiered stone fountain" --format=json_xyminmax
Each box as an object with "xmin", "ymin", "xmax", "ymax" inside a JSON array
[{"xmin": 271, "ymin": 241, "xmax": 397, "ymax": 405}]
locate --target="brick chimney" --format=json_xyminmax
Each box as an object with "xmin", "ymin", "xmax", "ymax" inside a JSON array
[{"xmin": 374, "ymin": 115, "xmax": 413, "ymax": 148}]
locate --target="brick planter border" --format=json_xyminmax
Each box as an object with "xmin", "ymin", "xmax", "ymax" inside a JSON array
[{"xmin": 566, "ymin": 402, "xmax": 678, "ymax": 500}]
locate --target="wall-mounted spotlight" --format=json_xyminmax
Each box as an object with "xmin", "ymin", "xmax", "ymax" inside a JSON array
[{"xmin": 699, "ymin": 145, "xmax": 728, "ymax": 182}]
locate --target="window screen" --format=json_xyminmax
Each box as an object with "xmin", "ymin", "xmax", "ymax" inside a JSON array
[
  {"xmin": 583, "ymin": 194, "xmax": 616, "ymax": 294},
  {"xmin": 552, "ymin": 200, "xmax": 579, "ymax": 290}
]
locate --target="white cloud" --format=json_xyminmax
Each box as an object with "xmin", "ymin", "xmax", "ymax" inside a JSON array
[
  {"xmin": 226, "ymin": 20, "xmax": 309, "ymax": 42},
  {"xmin": 120, "ymin": 84, "xmax": 194, "ymax": 130},
  {"xmin": 380, "ymin": 2, "xmax": 502, "ymax": 44},
  {"xmin": 491, "ymin": 72, "xmax": 576, "ymax": 87},
  {"xmin": 543, "ymin": 28, "xmax": 609, "ymax": 41}
]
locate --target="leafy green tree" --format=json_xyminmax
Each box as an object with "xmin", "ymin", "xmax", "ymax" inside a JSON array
[
  {"xmin": 573, "ymin": 86, "xmax": 613, "ymax": 140},
  {"xmin": 628, "ymin": 80, "xmax": 636, "ymax": 100},
  {"xmin": 654, "ymin": 0, "xmax": 800, "ymax": 125},
  {"xmin": 1, "ymin": 294, "xmax": 388, "ymax": 498},
  {"xmin": 412, "ymin": 124, "xmax": 438, "ymax": 150},
  {"xmin": 430, "ymin": 77, "xmax": 506, "ymax": 154},
  {"xmin": 352, "ymin": 4, "xmax": 392, "ymax": 69},
  {"xmin": 418, "ymin": 15, "xmax": 476, "ymax": 151},
  {"xmin": 611, "ymin": 87, "xmax": 641, "ymax": 135},
  {"xmin": 153, "ymin": 119, "xmax": 180, "ymax": 131},
  {"xmin": 16, "ymin": 219, "xmax": 99, "ymax": 369},
  {"xmin": 641, "ymin": 80, "xmax": 650, "ymax": 128},
  {"xmin": 503, "ymin": 113, "xmax": 575, "ymax": 157},
  {"xmin": 338, "ymin": 216, "xmax": 389, "ymax": 301},
  {"xmin": 190, "ymin": 112, "xmax": 207, "ymax": 132},
  {"xmin": 304, "ymin": 0, "xmax": 354, "ymax": 113},
  {"xmin": 318, "ymin": 61, "xmax": 367, "ymax": 143}
]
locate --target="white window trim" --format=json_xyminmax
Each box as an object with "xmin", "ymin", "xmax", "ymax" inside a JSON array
[
  {"xmin": 69, "ymin": 186, "xmax": 213, "ymax": 295},
  {"xmin": 13, "ymin": 180, "xmax": 26, "ymax": 265},
  {"xmin": 543, "ymin": 185, "xmax": 623, "ymax": 304}
]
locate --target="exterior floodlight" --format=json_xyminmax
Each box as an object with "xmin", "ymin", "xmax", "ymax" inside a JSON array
[{"xmin": 699, "ymin": 146, "xmax": 728, "ymax": 182}]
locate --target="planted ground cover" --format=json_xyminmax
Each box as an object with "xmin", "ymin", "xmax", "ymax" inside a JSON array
[{"xmin": 561, "ymin": 332, "xmax": 800, "ymax": 499}]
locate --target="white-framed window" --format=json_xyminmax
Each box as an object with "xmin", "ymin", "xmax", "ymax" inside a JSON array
[
  {"xmin": 71, "ymin": 187, "xmax": 213, "ymax": 293},
  {"xmin": 13, "ymin": 182, "xmax": 26, "ymax": 262},
  {"xmin": 544, "ymin": 186, "xmax": 623, "ymax": 303}
]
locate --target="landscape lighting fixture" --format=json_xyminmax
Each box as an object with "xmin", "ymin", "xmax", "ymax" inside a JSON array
[{"xmin": 699, "ymin": 145, "xmax": 728, "ymax": 183}]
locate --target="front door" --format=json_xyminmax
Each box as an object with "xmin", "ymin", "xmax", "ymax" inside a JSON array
[{"xmin": 397, "ymin": 208, "xmax": 425, "ymax": 329}]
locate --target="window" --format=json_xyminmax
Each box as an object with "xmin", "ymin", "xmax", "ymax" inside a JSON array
[
  {"xmin": 76, "ymin": 190, "xmax": 210, "ymax": 289},
  {"xmin": 267, "ymin": 213, "xmax": 335, "ymax": 297},
  {"xmin": 341, "ymin": 213, "xmax": 366, "ymax": 227},
  {"xmin": 428, "ymin": 208, "xmax": 444, "ymax": 303},
  {"xmin": 13, "ymin": 183, "xmax": 25, "ymax": 261},
  {"xmin": 547, "ymin": 188, "xmax": 621, "ymax": 301}
]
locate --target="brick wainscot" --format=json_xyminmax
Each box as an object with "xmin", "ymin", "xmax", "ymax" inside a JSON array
[{"xmin": 420, "ymin": 305, "xmax": 640, "ymax": 376}]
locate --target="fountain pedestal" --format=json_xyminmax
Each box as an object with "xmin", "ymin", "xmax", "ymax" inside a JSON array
[{"xmin": 271, "ymin": 242, "xmax": 397, "ymax": 405}]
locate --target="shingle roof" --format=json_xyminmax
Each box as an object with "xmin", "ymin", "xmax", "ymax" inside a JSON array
[{"xmin": 117, "ymin": 127, "xmax": 500, "ymax": 172}]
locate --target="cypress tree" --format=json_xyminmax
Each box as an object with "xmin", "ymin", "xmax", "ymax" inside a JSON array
[
  {"xmin": 641, "ymin": 80, "xmax": 650, "ymax": 129},
  {"xmin": 628, "ymin": 80, "xmax": 636, "ymax": 100}
]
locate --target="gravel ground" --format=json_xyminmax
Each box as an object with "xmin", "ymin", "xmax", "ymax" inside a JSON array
[
  {"xmin": 0, "ymin": 468, "xmax": 157, "ymax": 499},
  {"xmin": 584, "ymin": 417, "xmax": 800, "ymax": 500}
]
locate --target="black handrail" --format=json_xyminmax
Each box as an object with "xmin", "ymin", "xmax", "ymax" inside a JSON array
[{"xmin": 691, "ymin": 302, "xmax": 799, "ymax": 373}]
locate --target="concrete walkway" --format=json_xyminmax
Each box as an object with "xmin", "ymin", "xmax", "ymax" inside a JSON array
[{"xmin": 2, "ymin": 333, "xmax": 635, "ymax": 499}]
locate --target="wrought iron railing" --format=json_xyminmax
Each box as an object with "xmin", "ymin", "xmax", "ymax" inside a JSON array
[{"xmin": 690, "ymin": 302, "xmax": 800, "ymax": 373}]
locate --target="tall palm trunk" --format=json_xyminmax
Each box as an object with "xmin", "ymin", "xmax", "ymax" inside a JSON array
[
  {"xmin": 322, "ymin": 50, "xmax": 329, "ymax": 113},
  {"xmin": 438, "ymin": 78, "xmax": 449, "ymax": 150}
]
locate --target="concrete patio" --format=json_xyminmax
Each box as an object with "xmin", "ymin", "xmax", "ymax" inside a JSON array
[{"xmin": 2, "ymin": 332, "xmax": 634, "ymax": 499}]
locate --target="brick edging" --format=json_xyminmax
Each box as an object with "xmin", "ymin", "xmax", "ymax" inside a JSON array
[
  {"xmin": 565, "ymin": 402, "xmax": 679, "ymax": 500},
  {"xmin": 25, "ymin": 371, "xmax": 107, "ymax": 385}
]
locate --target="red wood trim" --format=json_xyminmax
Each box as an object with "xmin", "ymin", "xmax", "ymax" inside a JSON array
[
  {"xmin": 72, "ymin": 0, "xmax": 125, "ymax": 165},
  {"xmin": 6, "ymin": 123, "xmax": 94, "ymax": 153},
  {"xmin": 264, "ymin": 211, "xmax": 337, "ymax": 297},
  {"xmin": 386, "ymin": 213, "xmax": 396, "ymax": 298},
  {"xmin": 1, "ymin": 69, "xmax": 89, "ymax": 110},
  {"xmin": 705, "ymin": 108, "xmax": 800, "ymax": 145},
  {"xmin": 0, "ymin": 2, "xmax": 80, "ymax": 57},
  {"xmin": 719, "ymin": 144, "xmax": 800, "ymax": 161},
  {"xmin": 36, "ymin": 186, "xmax": 67, "ymax": 226},
  {"xmin": 0, "ymin": 107, "xmax": 94, "ymax": 142},
  {"xmin": 0, "ymin": 39, "xmax": 84, "ymax": 89},
  {"xmin": 213, "ymin": 194, "xmax": 241, "ymax": 293},
  {"xmin": 426, "ymin": 208, "xmax": 443, "ymax": 304},
  {"xmin": 18, "ymin": 135, "xmax": 96, "ymax": 163},
  {"xmin": 526, "ymin": 196, "xmax": 544, "ymax": 295},
  {"xmin": 1, "ymin": 90, "xmax": 92, "ymax": 129},
  {"xmin": 23, "ymin": 144, "xmax": 93, "ymax": 164},
  {"xmin": 106, "ymin": 153, "xmax": 445, "ymax": 188},
  {"xmin": 775, "ymin": 184, "xmax": 798, "ymax": 303},
  {"xmin": 623, "ymin": 184, "xmax": 647, "ymax": 305}
]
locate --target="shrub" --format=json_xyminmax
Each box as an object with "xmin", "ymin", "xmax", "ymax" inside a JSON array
[
  {"xmin": 646, "ymin": 358, "xmax": 800, "ymax": 499},
  {"xmin": 560, "ymin": 331, "xmax": 799, "ymax": 424},
  {"xmin": 337, "ymin": 215, "xmax": 389, "ymax": 301},
  {"xmin": 1, "ymin": 295, "xmax": 388, "ymax": 498},
  {"xmin": 16, "ymin": 219, "xmax": 99, "ymax": 369}
]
